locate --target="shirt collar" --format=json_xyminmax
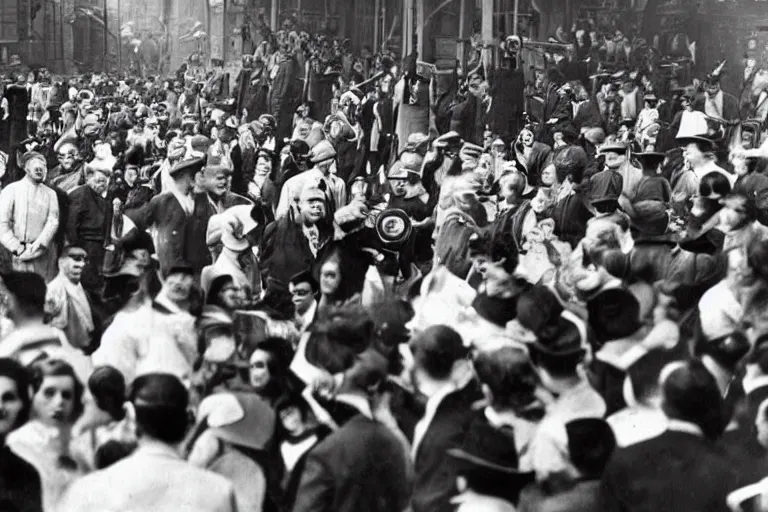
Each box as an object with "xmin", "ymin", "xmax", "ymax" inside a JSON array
[
  {"xmin": 667, "ymin": 418, "xmax": 704, "ymax": 437},
  {"xmin": 334, "ymin": 393, "xmax": 374, "ymax": 420}
]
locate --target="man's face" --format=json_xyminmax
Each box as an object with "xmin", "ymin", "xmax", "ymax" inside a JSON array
[
  {"xmin": 604, "ymin": 151, "xmax": 625, "ymax": 169},
  {"xmin": 57, "ymin": 147, "xmax": 79, "ymax": 171},
  {"xmin": 164, "ymin": 272, "xmax": 193, "ymax": 303},
  {"xmin": 520, "ymin": 129, "xmax": 534, "ymax": 147},
  {"xmin": 719, "ymin": 196, "xmax": 749, "ymax": 232},
  {"xmin": 25, "ymin": 159, "xmax": 47, "ymax": 183},
  {"xmin": 61, "ymin": 248, "xmax": 87, "ymax": 283},
  {"xmin": 622, "ymin": 81, "xmax": 633, "ymax": 94},
  {"xmin": 87, "ymin": 170, "xmax": 109, "ymax": 195},
  {"xmin": 388, "ymin": 177, "xmax": 408, "ymax": 197},
  {"xmin": 255, "ymin": 156, "xmax": 271, "ymax": 177},
  {"xmin": 705, "ymin": 83, "xmax": 720, "ymax": 97},
  {"xmin": 202, "ymin": 167, "xmax": 229, "ymax": 197},
  {"xmin": 289, "ymin": 281, "xmax": 314, "ymax": 314},
  {"xmin": 301, "ymin": 197, "xmax": 326, "ymax": 223}
]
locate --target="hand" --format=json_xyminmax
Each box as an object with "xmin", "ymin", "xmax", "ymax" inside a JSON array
[{"xmin": 17, "ymin": 245, "xmax": 42, "ymax": 262}]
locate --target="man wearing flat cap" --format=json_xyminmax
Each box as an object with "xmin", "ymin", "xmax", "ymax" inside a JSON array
[{"xmin": 0, "ymin": 151, "xmax": 59, "ymax": 280}]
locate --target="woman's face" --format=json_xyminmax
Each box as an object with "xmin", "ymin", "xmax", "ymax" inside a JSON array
[
  {"xmin": 87, "ymin": 170, "xmax": 109, "ymax": 196},
  {"xmin": 164, "ymin": 272, "xmax": 193, "ymax": 303},
  {"xmin": 33, "ymin": 375, "xmax": 77, "ymax": 427},
  {"xmin": 217, "ymin": 282, "xmax": 241, "ymax": 310},
  {"xmin": 320, "ymin": 260, "xmax": 341, "ymax": 296},
  {"xmin": 249, "ymin": 349, "xmax": 272, "ymax": 392},
  {"xmin": 279, "ymin": 405, "xmax": 305, "ymax": 436},
  {"xmin": 255, "ymin": 156, "xmax": 272, "ymax": 177},
  {"xmin": 540, "ymin": 164, "xmax": 556, "ymax": 186},
  {"xmin": 0, "ymin": 376, "xmax": 24, "ymax": 437}
]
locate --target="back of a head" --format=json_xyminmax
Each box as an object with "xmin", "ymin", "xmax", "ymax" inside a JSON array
[
  {"xmin": 566, "ymin": 418, "xmax": 616, "ymax": 479},
  {"xmin": 473, "ymin": 347, "xmax": 538, "ymax": 412},
  {"xmin": 2, "ymin": 271, "xmax": 46, "ymax": 318},
  {"xmin": 130, "ymin": 373, "xmax": 189, "ymax": 445},
  {"xmin": 627, "ymin": 349, "xmax": 675, "ymax": 405},
  {"xmin": 88, "ymin": 366, "xmax": 127, "ymax": 422},
  {"xmin": 411, "ymin": 325, "xmax": 468, "ymax": 380},
  {"xmin": 516, "ymin": 285, "xmax": 564, "ymax": 337},
  {"xmin": 661, "ymin": 360, "xmax": 726, "ymax": 440},
  {"xmin": 554, "ymin": 145, "xmax": 588, "ymax": 184}
]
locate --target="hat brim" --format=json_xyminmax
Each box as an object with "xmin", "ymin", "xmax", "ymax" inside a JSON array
[
  {"xmin": 447, "ymin": 448, "xmax": 536, "ymax": 477},
  {"xmin": 676, "ymin": 135, "xmax": 714, "ymax": 147}
]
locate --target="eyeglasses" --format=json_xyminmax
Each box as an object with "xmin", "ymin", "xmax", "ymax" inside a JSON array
[
  {"xmin": 250, "ymin": 361, "xmax": 267, "ymax": 369},
  {"xmin": 291, "ymin": 289, "xmax": 312, "ymax": 297}
]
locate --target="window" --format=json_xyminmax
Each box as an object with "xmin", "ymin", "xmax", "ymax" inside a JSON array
[
  {"xmin": 493, "ymin": 0, "xmax": 533, "ymax": 38},
  {"xmin": 0, "ymin": 0, "xmax": 19, "ymax": 43}
]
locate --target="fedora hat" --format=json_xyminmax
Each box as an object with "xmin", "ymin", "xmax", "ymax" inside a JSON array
[
  {"xmin": 447, "ymin": 419, "xmax": 535, "ymax": 485},
  {"xmin": 170, "ymin": 156, "xmax": 205, "ymax": 178},
  {"xmin": 634, "ymin": 150, "xmax": 666, "ymax": 169},
  {"xmin": 598, "ymin": 139, "xmax": 628, "ymax": 154}
]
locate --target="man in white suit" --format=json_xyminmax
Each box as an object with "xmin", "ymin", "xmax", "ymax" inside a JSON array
[{"xmin": 58, "ymin": 373, "xmax": 238, "ymax": 512}]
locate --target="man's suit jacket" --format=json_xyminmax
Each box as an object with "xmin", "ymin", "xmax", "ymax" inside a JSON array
[
  {"xmin": 292, "ymin": 414, "xmax": 411, "ymax": 512},
  {"xmin": 411, "ymin": 381, "xmax": 483, "ymax": 512},
  {"xmin": 57, "ymin": 444, "xmax": 237, "ymax": 512},
  {"xmin": 600, "ymin": 430, "xmax": 744, "ymax": 512},
  {"xmin": 128, "ymin": 192, "xmax": 211, "ymax": 276},
  {"xmin": 67, "ymin": 185, "xmax": 108, "ymax": 243}
]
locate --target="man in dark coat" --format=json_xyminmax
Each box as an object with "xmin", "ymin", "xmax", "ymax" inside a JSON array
[
  {"xmin": 450, "ymin": 73, "xmax": 487, "ymax": 146},
  {"xmin": 67, "ymin": 162, "xmax": 112, "ymax": 294},
  {"xmin": 270, "ymin": 47, "xmax": 301, "ymax": 142},
  {"xmin": 292, "ymin": 348, "xmax": 412, "ymax": 512},
  {"xmin": 600, "ymin": 360, "xmax": 745, "ymax": 512},
  {"xmin": 694, "ymin": 74, "xmax": 740, "ymax": 123},
  {"xmin": 127, "ymin": 157, "xmax": 211, "ymax": 277},
  {"xmin": 409, "ymin": 325, "xmax": 483, "ymax": 512}
]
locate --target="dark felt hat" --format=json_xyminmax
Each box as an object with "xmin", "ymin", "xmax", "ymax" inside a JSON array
[
  {"xmin": 629, "ymin": 200, "xmax": 670, "ymax": 237},
  {"xmin": 530, "ymin": 313, "xmax": 586, "ymax": 357},
  {"xmin": 289, "ymin": 268, "xmax": 319, "ymax": 293},
  {"xmin": 169, "ymin": 156, "xmax": 205, "ymax": 178},
  {"xmin": 448, "ymin": 418, "xmax": 535, "ymax": 482},
  {"xmin": 590, "ymin": 170, "xmax": 623, "ymax": 204},
  {"xmin": 167, "ymin": 260, "xmax": 195, "ymax": 276},
  {"xmin": 587, "ymin": 288, "xmax": 642, "ymax": 344},
  {"xmin": 634, "ymin": 151, "xmax": 665, "ymax": 170}
]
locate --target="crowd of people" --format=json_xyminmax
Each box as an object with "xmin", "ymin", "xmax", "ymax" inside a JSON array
[{"xmin": 2, "ymin": 21, "xmax": 768, "ymax": 512}]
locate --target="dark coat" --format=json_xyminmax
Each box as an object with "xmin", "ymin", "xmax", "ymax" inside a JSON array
[
  {"xmin": 519, "ymin": 480, "xmax": 601, "ymax": 512},
  {"xmin": 260, "ymin": 216, "xmax": 330, "ymax": 288},
  {"xmin": 600, "ymin": 430, "xmax": 744, "ymax": 512},
  {"xmin": 270, "ymin": 56, "xmax": 301, "ymax": 141},
  {"xmin": 572, "ymin": 99, "xmax": 603, "ymax": 131},
  {"xmin": 292, "ymin": 414, "xmax": 411, "ymax": 512},
  {"xmin": 0, "ymin": 445, "xmax": 43, "ymax": 512},
  {"xmin": 411, "ymin": 381, "xmax": 483, "ymax": 512},
  {"xmin": 629, "ymin": 236, "xmax": 677, "ymax": 284},
  {"xmin": 450, "ymin": 95, "xmax": 486, "ymax": 146},
  {"xmin": 128, "ymin": 192, "xmax": 212, "ymax": 276},
  {"xmin": 489, "ymin": 68, "xmax": 526, "ymax": 142},
  {"xmin": 67, "ymin": 185, "xmax": 109, "ymax": 244},
  {"xmin": 552, "ymin": 192, "xmax": 593, "ymax": 249}
]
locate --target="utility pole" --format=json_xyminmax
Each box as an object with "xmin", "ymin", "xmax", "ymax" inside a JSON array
[
  {"xmin": 117, "ymin": 0, "xmax": 122, "ymax": 70},
  {"xmin": 104, "ymin": 0, "xmax": 109, "ymax": 71}
]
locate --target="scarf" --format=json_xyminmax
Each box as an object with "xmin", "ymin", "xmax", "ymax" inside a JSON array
[{"xmin": 63, "ymin": 277, "xmax": 95, "ymax": 334}]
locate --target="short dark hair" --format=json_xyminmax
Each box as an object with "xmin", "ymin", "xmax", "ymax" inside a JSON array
[
  {"xmin": 661, "ymin": 360, "xmax": 726, "ymax": 440},
  {"xmin": 29, "ymin": 358, "xmax": 84, "ymax": 422},
  {"xmin": 0, "ymin": 358, "xmax": 32, "ymax": 430},
  {"xmin": 88, "ymin": 366, "xmax": 127, "ymax": 422},
  {"xmin": 411, "ymin": 325, "xmax": 468, "ymax": 380},
  {"xmin": 473, "ymin": 348, "xmax": 538, "ymax": 412},
  {"xmin": 3, "ymin": 271, "xmax": 46, "ymax": 317},
  {"xmin": 130, "ymin": 373, "xmax": 189, "ymax": 444}
]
